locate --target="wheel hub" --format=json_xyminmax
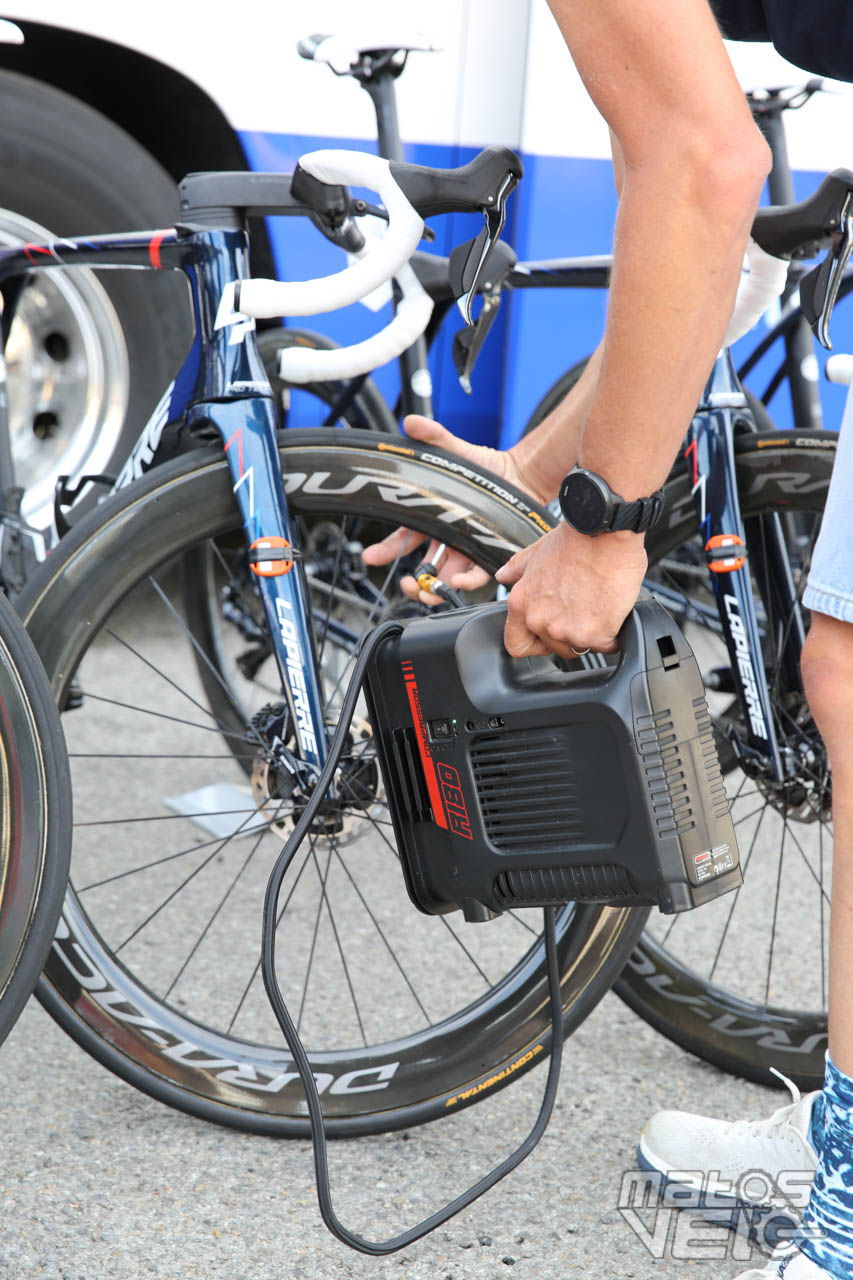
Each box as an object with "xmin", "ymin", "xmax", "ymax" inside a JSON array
[{"xmin": 249, "ymin": 701, "xmax": 380, "ymax": 843}]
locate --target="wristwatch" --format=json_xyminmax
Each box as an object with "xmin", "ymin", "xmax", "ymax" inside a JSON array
[{"xmin": 558, "ymin": 465, "xmax": 664, "ymax": 536}]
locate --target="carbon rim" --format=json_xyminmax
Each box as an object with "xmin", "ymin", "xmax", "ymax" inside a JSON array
[{"xmin": 0, "ymin": 607, "xmax": 52, "ymax": 1043}]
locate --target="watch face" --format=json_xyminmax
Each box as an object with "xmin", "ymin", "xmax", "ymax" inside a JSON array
[{"xmin": 561, "ymin": 471, "xmax": 607, "ymax": 534}]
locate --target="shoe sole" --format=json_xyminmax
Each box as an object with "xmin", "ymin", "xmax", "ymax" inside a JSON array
[{"xmin": 635, "ymin": 1141, "xmax": 800, "ymax": 1252}]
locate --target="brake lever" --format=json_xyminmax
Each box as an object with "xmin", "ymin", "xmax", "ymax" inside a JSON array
[
  {"xmin": 450, "ymin": 238, "xmax": 517, "ymax": 391},
  {"xmin": 452, "ymin": 288, "xmax": 502, "ymax": 394},
  {"xmin": 801, "ymin": 191, "xmax": 853, "ymax": 349},
  {"xmin": 449, "ymin": 171, "xmax": 518, "ymax": 324}
]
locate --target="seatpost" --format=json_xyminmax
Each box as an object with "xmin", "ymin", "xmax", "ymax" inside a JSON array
[
  {"xmin": 751, "ymin": 92, "xmax": 824, "ymax": 431},
  {"xmin": 358, "ymin": 59, "xmax": 435, "ymax": 420}
]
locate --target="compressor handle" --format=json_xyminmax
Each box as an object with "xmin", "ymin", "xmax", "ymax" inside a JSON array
[{"xmin": 450, "ymin": 593, "xmax": 688, "ymax": 711}]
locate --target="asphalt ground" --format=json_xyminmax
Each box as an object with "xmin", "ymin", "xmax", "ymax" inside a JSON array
[{"xmin": 1, "ymin": 981, "xmax": 786, "ymax": 1280}]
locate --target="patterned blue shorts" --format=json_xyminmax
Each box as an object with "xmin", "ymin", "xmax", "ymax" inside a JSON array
[{"xmin": 802, "ymin": 382, "xmax": 853, "ymax": 624}]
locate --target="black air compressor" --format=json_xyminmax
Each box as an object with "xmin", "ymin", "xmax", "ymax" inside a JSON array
[
  {"xmin": 260, "ymin": 591, "xmax": 742, "ymax": 1256},
  {"xmin": 363, "ymin": 593, "xmax": 741, "ymax": 920}
]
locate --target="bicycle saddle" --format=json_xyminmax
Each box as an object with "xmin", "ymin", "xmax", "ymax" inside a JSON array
[{"xmin": 298, "ymin": 31, "xmax": 441, "ymax": 75}]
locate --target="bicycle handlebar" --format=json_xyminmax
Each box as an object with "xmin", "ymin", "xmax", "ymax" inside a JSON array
[
  {"xmin": 236, "ymin": 151, "xmax": 426, "ymax": 320},
  {"xmin": 231, "ymin": 149, "xmax": 433, "ymax": 384}
]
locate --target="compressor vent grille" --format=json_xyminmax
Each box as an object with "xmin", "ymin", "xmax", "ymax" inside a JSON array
[
  {"xmin": 494, "ymin": 863, "xmax": 637, "ymax": 905},
  {"xmin": 469, "ymin": 729, "xmax": 583, "ymax": 853}
]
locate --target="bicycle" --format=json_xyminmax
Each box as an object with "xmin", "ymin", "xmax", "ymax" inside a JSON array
[
  {"xmin": 0, "ymin": 146, "xmax": 663, "ymax": 1138},
  {"xmin": 180, "ymin": 162, "xmax": 853, "ymax": 1096},
  {"xmin": 203, "ymin": 31, "xmax": 853, "ymax": 1092}
]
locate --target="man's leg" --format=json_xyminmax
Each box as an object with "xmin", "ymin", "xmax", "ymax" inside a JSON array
[
  {"xmin": 801, "ymin": 613, "xmax": 853, "ymax": 1076},
  {"xmin": 792, "ymin": 614, "xmax": 853, "ymax": 1275}
]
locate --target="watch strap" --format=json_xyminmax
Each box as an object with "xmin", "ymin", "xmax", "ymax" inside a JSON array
[{"xmin": 609, "ymin": 489, "xmax": 665, "ymax": 533}]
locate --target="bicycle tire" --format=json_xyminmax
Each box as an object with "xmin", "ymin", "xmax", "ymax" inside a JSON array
[
  {"xmin": 619, "ymin": 429, "xmax": 837, "ymax": 1090},
  {"xmin": 0, "ymin": 591, "xmax": 71, "ymax": 1047},
  {"xmin": 21, "ymin": 429, "xmax": 648, "ymax": 1137}
]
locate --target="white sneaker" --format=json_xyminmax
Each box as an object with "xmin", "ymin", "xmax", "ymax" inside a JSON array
[
  {"xmin": 638, "ymin": 1075, "xmax": 818, "ymax": 1240},
  {"xmin": 734, "ymin": 1244, "xmax": 836, "ymax": 1278}
]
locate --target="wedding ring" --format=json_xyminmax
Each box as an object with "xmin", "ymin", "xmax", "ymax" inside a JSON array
[{"xmin": 570, "ymin": 645, "xmax": 591, "ymax": 657}]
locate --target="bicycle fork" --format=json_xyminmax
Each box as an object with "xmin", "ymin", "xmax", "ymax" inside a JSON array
[{"xmin": 684, "ymin": 352, "xmax": 805, "ymax": 785}]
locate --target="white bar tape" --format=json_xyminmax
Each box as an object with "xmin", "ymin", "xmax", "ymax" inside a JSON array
[
  {"xmin": 279, "ymin": 261, "xmax": 433, "ymax": 382},
  {"xmin": 236, "ymin": 150, "xmax": 425, "ymax": 318},
  {"xmin": 723, "ymin": 237, "xmax": 790, "ymax": 348}
]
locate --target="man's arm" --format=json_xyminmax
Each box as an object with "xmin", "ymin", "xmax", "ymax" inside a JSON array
[{"xmin": 497, "ymin": 0, "xmax": 771, "ymax": 658}]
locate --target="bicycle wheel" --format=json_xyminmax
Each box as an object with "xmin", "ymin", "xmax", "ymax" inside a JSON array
[
  {"xmin": 619, "ymin": 429, "xmax": 836, "ymax": 1089},
  {"xmin": 0, "ymin": 591, "xmax": 71, "ymax": 1047},
  {"xmin": 21, "ymin": 429, "xmax": 648, "ymax": 1136}
]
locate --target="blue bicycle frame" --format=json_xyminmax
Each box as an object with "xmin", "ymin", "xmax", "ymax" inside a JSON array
[
  {"xmin": 683, "ymin": 345, "xmax": 806, "ymax": 784},
  {"xmin": 0, "ymin": 224, "xmax": 330, "ymax": 774}
]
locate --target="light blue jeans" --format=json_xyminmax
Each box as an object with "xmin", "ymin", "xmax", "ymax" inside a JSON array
[{"xmin": 802, "ymin": 380, "xmax": 853, "ymax": 622}]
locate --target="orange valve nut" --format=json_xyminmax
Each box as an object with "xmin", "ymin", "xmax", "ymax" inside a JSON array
[
  {"xmin": 249, "ymin": 536, "xmax": 294, "ymax": 577},
  {"xmin": 705, "ymin": 533, "xmax": 747, "ymax": 574}
]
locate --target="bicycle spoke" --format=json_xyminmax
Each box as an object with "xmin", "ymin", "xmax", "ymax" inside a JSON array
[
  {"xmin": 330, "ymin": 847, "xmax": 432, "ymax": 1026},
  {"xmin": 227, "ymin": 839, "xmax": 316, "ymax": 1036},
  {"xmin": 708, "ymin": 801, "xmax": 769, "ymax": 982},
  {"xmin": 76, "ymin": 690, "xmax": 251, "ymax": 742},
  {"xmin": 113, "ymin": 802, "xmax": 267, "ymax": 953},
  {"xmin": 76, "ymin": 828, "xmax": 257, "ymax": 892},
  {"xmin": 313, "ymin": 838, "xmax": 368, "ymax": 1048},
  {"xmin": 658, "ymin": 769, "xmax": 755, "ymax": 949},
  {"xmin": 323, "ymin": 530, "xmax": 416, "ymax": 711},
  {"xmin": 148, "ymin": 572, "xmax": 269, "ymax": 753},
  {"xmin": 297, "ymin": 837, "xmax": 335, "ymax": 1036},
  {"xmin": 765, "ymin": 814, "xmax": 787, "ymax": 1007},
  {"xmin": 164, "ymin": 821, "xmax": 269, "ymax": 999}
]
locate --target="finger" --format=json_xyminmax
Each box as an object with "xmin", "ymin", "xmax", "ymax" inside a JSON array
[
  {"xmin": 399, "ymin": 573, "xmax": 444, "ymax": 606},
  {"xmin": 361, "ymin": 526, "xmax": 425, "ymax": 567},
  {"xmin": 402, "ymin": 413, "xmax": 467, "ymax": 453},
  {"xmin": 494, "ymin": 542, "xmax": 535, "ymax": 586},
  {"xmin": 504, "ymin": 623, "xmax": 551, "ymax": 658},
  {"xmin": 448, "ymin": 562, "xmax": 490, "ymax": 591},
  {"xmin": 503, "ymin": 584, "xmax": 543, "ymax": 657}
]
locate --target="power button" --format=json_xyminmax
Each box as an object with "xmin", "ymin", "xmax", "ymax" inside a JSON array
[{"xmin": 429, "ymin": 718, "xmax": 453, "ymax": 741}]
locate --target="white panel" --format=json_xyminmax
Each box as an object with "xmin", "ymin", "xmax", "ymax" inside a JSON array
[
  {"xmin": 10, "ymin": 0, "xmax": 850, "ymax": 166},
  {"xmin": 454, "ymin": 0, "xmax": 532, "ymax": 148},
  {"xmin": 6, "ymin": 0, "xmax": 527, "ymax": 147},
  {"xmin": 520, "ymin": 0, "xmax": 853, "ymax": 171}
]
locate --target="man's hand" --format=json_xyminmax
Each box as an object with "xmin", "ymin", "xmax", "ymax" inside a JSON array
[
  {"xmin": 495, "ymin": 522, "xmax": 647, "ymax": 658},
  {"xmin": 361, "ymin": 413, "xmax": 549, "ymax": 604}
]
